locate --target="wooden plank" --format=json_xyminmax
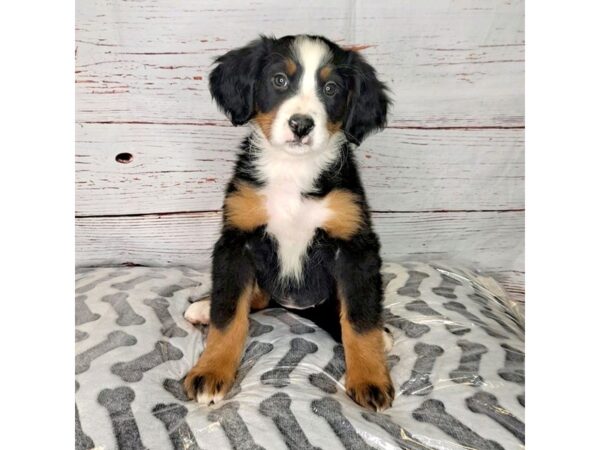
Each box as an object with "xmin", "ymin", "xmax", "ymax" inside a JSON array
[
  {"xmin": 76, "ymin": 124, "xmax": 524, "ymax": 215},
  {"xmin": 75, "ymin": 210, "xmax": 524, "ymax": 274},
  {"xmin": 74, "ymin": 0, "xmax": 525, "ymax": 299},
  {"xmin": 75, "ymin": 0, "xmax": 524, "ymax": 127}
]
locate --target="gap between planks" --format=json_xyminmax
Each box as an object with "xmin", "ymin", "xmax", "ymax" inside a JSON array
[
  {"xmin": 76, "ymin": 120, "xmax": 524, "ymax": 131},
  {"xmin": 75, "ymin": 208, "xmax": 525, "ymax": 219}
]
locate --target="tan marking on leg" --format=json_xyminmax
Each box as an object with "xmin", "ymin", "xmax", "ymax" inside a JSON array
[
  {"xmin": 224, "ymin": 182, "xmax": 268, "ymax": 231},
  {"xmin": 339, "ymin": 290, "xmax": 394, "ymax": 410},
  {"xmin": 322, "ymin": 189, "xmax": 364, "ymax": 240},
  {"xmin": 250, "ymin": 281, "xmax": 270, "ymax": 311},
  {"xmin": 285, "ymin": 58, "xmax": 297, "ymax": 76},
  {"xmin": 183, "ymin": 285, "xmax": 252, "ymax": 404},
  {"xmin": 254, "ymin": 110, "xmax": 278, "ymax": 139}
]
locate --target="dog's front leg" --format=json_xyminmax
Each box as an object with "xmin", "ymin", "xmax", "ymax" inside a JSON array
[
  {"xmin": 184, "ymin": 230, "xmax": 254, "ymax": 404},
  {"xmin": 335, "ymin": 238, "xmax": 394, "ymax": 411}
]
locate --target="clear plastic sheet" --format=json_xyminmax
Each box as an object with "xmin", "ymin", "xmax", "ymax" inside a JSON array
[{"xmin": 75, "ymin": 261, "xmax": 524, "ymax": 450}]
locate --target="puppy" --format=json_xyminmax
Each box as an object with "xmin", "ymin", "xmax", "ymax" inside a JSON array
[{"xmin": 184, "ymin": 35, "xmax": 393, "ymax": 411}]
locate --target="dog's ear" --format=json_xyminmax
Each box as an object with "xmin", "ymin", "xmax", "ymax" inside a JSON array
[
  {"xmin": 209, "ymin": 37, "xmax": 270, "ymax": 125},
  {"xmin": 343, "ymin": 52, "xmax": 390, "ymax": 145}
]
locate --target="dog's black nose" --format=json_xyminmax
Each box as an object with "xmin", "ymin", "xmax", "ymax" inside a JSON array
[{"xmin": 288, "ymin": 114, "xmax": 315, "ymax": 138}]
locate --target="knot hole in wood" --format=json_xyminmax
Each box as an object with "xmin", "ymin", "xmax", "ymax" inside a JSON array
[{"xmin": 115, "ymin": 152, "xmax": 133, "ymax": 164}]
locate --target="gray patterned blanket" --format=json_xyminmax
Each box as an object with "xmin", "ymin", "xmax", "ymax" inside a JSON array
[{"xmin": 75, "ymin": 262, "xmax": 525, "ymax": 450}]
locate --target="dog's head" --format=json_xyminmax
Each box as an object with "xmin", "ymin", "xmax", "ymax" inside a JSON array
[{"xmin": 209, "ymin": 35, "xmax": 389, "ymax": 154}]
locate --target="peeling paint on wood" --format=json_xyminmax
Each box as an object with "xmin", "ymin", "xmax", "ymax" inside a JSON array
[
  {"xmin": 75, "ymin": 210, "xmax": 524, "ymax": 285},
  {"xmin": 75, "ymin": 124, "xmax": 524, "ymax": 216},
  {"xmin": 75, "ymin": 0, "xmax": 525, "ymax": 300},
  {"xmin": 75, "ymin": 0, "xmax": 524, "ymax": 127},
  {"xmin": 75, "ymin": 211, "xmax": 525, "ymax": 302}
]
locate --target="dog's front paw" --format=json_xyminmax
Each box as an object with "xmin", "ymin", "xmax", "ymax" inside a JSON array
[
  {"xmin": 183, "ymin": 368, "xmax": 234, "ymax": 405},
  {"xmin": 346, "ymin": 378, "xmax": 395, "ymax": 411}
]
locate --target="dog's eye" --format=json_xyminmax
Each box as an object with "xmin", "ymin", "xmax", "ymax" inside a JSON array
[
  {"xmin": 272, "ymin": 73, "xmax": 289, "ymax": 89},
  {"xmin": 323, "ymin": 81, "xmax": 338, "ymax": 97}
]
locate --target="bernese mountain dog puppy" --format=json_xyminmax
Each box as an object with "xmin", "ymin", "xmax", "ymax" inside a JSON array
[{"xmin": 183, "ymin": 34, "xmax": 393, "ymax": 411}]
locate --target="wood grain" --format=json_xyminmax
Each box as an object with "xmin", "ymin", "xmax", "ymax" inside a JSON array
[
  {"xmin": 75, "ymin": 0, "xmax": 525, "ymax": 300},
  {"xmin": 76, "ymin": 124, "xmax": 524, "ymax": 215},
  {"xmin": 76, "ymin": 0, "xmax": 524, "ymax": 127},
  {"xmin": 74, "ymin": 210, "xmax": 525, "ymax": 301},
  {"xmin": 76, "ymin": 210, "xmax": 523, "ymax": 272}
]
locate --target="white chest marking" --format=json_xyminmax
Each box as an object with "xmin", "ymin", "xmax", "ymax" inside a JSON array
[
  {"xmin": 251, "ymin": 37, "xmax": 345, "ymax": 282},
  {"xmin": 254, "ymin": 136, "xmax": 339, "ymax": 282},
  {"xmin": 262, "ymin": 181, "xmax": 331, "ymax": 281}
]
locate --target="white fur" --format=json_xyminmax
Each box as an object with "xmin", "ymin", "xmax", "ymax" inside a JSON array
[
  {"xmin": 252, "ymin": 131, "xmax": 343, "ymax": 281},
  {"xmin": 383, "ymin": 328, "xmax": 394, "ymax": 353},
  {"xmin": 196, "ymin": 389, "xmax": 225, "ymax": 406},
  {"xmin": 249, "ymin": 36, "xmax": 348, "ymax": 282},
  {"xmin": 269, "ymin": 36, "xmax": 334, "ymax": 155},
  {"xmin": 184, "ymin": 300, "xmax": 211, "ymax": 325}
]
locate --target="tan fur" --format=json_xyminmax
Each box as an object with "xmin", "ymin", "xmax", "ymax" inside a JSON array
[
  {"xmin": 250, "ymin": 281, "xmax": 270, "ymax": 310},
  {"xmin": 254, "ymin": 110, "xmax": 278, "ymax": 139},
  {"xmin": 224, "ymin": 182, "xmax": 268, "ymax": 231},
  {"xmin": 326, "ymin": 120, "xmax": 342, "ymax": 136},
  {"xmin": 339, "ymin": 289, "xmax": 394, "ymax": 410},
  {"xmin": 322, "ymin": 189, "xmax": 364, "ymax": 240},
  {"xmin": 319, "ymin": 65, "xmax": 332, "ymax": 80},
  {"xmin": 285, "ymin": 58, "xmax": 297, "ymax": 76},
  {"xmin": 183, "ymin": 284, "xmax": 252, "ymax": 400}
]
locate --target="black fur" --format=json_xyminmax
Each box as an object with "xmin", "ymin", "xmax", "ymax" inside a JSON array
[
  {"xmin": 209, "ymin": 35, "xmax": 389, "ymax": 144},
  {"xmin": 207, "ymin": 35, "xmax": 389, "ymax": 340},
  {"xmin": 341, "ymin": 52, "xmax": 390, "ymax": 144},
  {"xmin": 208, "ymin": 37, "xmax": 268, "ymax": 125}
]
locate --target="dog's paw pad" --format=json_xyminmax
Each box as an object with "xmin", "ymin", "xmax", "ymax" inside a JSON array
[
  {"xmin": 184, "ymin": 370, "xmax": 232, "ymax": 405},
  {"xmin": 347, "ymin": 380, "xmax": 395, "ymax": 411}
]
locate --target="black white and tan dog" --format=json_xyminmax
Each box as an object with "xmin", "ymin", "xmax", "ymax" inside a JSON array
[{"xmin": 183, "ymin": 34, "xmax": 394, "ymax": 411}]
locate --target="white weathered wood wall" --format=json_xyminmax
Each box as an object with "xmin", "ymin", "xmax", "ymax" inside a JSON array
[{"xmin": 75, "ymin": 0, "xmax": 524, "ymax": 301}]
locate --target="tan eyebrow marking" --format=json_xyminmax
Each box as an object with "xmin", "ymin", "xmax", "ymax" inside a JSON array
[
  {"xmin": 285, "ymin": 58, "xmax": 297, "ymax": 76},
  {"xmin": 319, "ymin": 65, "xmax": 332, "ymax": 80}
]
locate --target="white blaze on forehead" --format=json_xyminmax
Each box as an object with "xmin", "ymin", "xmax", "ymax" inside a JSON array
[
  {"xmin": 268, "ymin": 37, "xmax": 336, "ymax": 151},
  {"xmin": 293, "ymin": 36, "xmax": 331, "ymax": 96}
]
